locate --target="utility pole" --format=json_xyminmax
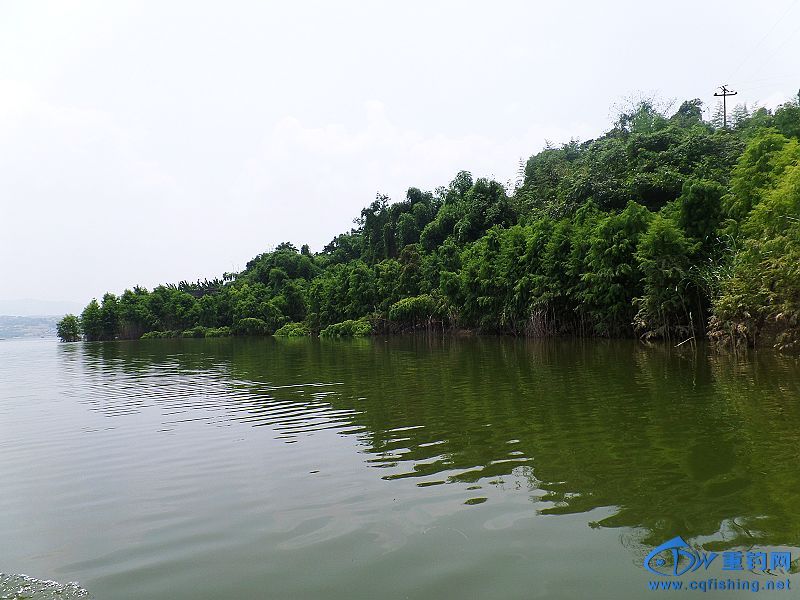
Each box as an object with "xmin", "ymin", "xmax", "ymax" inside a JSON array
[{"xmin": 713, "ymin": 84, "xmax": 738, "ymax": 128}]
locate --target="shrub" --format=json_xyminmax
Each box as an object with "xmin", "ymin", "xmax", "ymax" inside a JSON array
[
  {"xmin": 204, "ymin": 326, "xmax": 232, "ymax": 337},
  {"xmin": 140, "ymin": 330, "xmax": 179, "ymax": 339},
  {"xmin": 319, "ymin": 318, "xmax": 372, "ymax": 337},
  {"xmin": 274, "ymin": 322, "xmax": 310, "ymax": 337},
  {"xmin": 181, "ymin": 325, "xmax": 208, "ymax": 338},
  {"xmin": 388, "ymin": 294, "xmax": 440, "ymax": 327},
  {"xmin": 232, "ymin": 317, "xmax": 271, "ymax": 335}
]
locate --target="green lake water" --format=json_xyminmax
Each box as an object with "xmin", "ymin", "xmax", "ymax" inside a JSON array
[{"xmin": 1, "ymin": 336, "xmax": 798, "ymax": 599}]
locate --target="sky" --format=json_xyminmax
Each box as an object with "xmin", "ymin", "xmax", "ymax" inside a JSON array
[{"xmin": 1, "ymin": 1, "xmax": 799, "ymax": 315}]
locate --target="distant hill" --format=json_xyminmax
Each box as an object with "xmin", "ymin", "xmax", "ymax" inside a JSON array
[{"xmin": 0, "ymin": 315, "xmax": 59, "ymax": 339}]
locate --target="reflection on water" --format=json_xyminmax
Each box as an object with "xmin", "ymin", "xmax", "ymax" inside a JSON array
[
  {"xmin": 1, "ymin": 337, "xmax": 799, "ymax": 599},
  {"xmin": 72, "ymin": 337, "xmax": 800, "ymax": 548}
]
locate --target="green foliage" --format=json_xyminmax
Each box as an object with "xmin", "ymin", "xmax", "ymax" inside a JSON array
[
  {"xmin": 319, "ymin": 318, "xmax": 372, "ymax": 337},
  {"xmin": 670, "ymin": 99, "xmax": 704, "ymax": 128},
  {"xmin": 388, "ymin": 295, "xmax": 442, "ymax": 328},
  {"xmin": 321, "ymin": 231, "xmax": 364, "ymax": 265},
  {"xmin": 204, "ymin": 326, "xmax": 232, "ymax": 337},
  {"xmin": 140, "ymin": 330, "xmax": 179, "ymax": 339},
  {"xmin": 56, "ymin": 314, "xmax": 80, "ymax": 342},
  {"xmin": 233, "ymin": 317, "xmax": 271, "ymax": 336},
  {"xmin": 80, "ymin": 299, "xmax": 103, "ymax": 341},
  {"xmin": 456, "ymin": 228, "xmax": 506, "ymax": 330},
  {"xmin": 723, "ymin": 130, "xmax": 800, "ymax": 229},
  {"xmin": 176, "ymin": 325, "xmax": 231, "ymax": 338},
  {"xmin": 149, "ymin": 285, "xmax": 198, "ymax": 332},
  {"xmin": 420, "ymin": 203, "xmax": 460, "ymax": 251},
  {"xmin": 99, "ymin": 293, "xmax": 119, "ymax": 341},
  {"xmin": 181, "ymin": 325, "xmax": 208, "ymax": 338},
  {"xmin": 713, "ymin": 162, "xmax": 800, "ymax": 350},
  {"xmin": 242, "ymin": 243, "xmax": 318, "ymax": 287},
  {"xmin": 274, "ymin": 322, "xmax": 311, "ymax": 337},
  {"xmin": 516, "ymin": 142, "xmax": 580, "ymax": 215},
  {"xmin": 634, "ymin": 215, "xmax": 697, "ymax": 339},
  {"xmin": 516, "ymin": 100, "xmax": 744, "ymax": 218},
  {"xmin": 118, "ymin": 287, "xmax": 156, "ymax": 339},
  {"xmin": 453, "ymin": 179, "xmax": 516, "ymax": 244},
  {"xmin": 579, "ymin": 202, "xmax": 652, "ymax": 336},
  {"xmin": 676, "ymin": 179, "xmax": 723, "ymax": 251},
  {"xmin": 72, "ymin": 93, "xmax": 800, "ymax": 349},
  {"xmin": 773, "ymin": 93, "xmax": 800, "ymax": 139}
]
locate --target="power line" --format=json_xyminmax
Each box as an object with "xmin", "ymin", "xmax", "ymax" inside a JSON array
[
  {"xmin": 750, "ymin": 19, "xmax": 800, "ymax": 80},
  {"xmin": 737, "ymin": 73, "xmax": 800, "ymax": 86},
  {"xmin": 737, "ymin": 81, "xmax": 798, "ymax": 93},
  {"xmin": 713, "ymin": 85, "xmax": 738, "ymax": 128},
  {"xmin": 729, "ymin": 0, "xmax": 798, "ymax": 81}
]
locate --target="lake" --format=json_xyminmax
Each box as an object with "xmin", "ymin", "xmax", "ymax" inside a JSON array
[{"xmin": 1, "ymin": 336, "xmax": 798, "ymax": 599}]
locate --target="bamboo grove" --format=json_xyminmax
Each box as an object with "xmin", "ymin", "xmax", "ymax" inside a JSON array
[{"xmin": 57, "ymin": 95, "xmax": 800, "ymax": 350}]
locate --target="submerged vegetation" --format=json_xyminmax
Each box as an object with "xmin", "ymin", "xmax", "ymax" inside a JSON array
[{"xmin": 59, "ymin": 94, "xmax": 800, "ymax": 350}]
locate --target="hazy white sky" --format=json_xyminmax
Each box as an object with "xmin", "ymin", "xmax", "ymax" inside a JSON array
[{"xmin": 1, "ymin": 1, "xmax": 799, "ymax": 314}]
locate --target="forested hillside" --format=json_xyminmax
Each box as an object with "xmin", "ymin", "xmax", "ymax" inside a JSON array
[{"xmin": 59, "ymin": 95, "xmax": 800, "ymax": 350}]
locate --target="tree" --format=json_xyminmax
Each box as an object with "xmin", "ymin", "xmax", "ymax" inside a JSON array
[
  {"xmin": 56, "ymin": 314, "xmax": 80, "ymax": 342},
  {"xmin": 579, "ymin": 202, "xmax": 652, "ymax": 336},
  {"xmin": 99, "ymin": 292, "xmax": 119, "ymax": 340},
  {"xmin": 118, "ymin": 287, "xmax": 155, "ymax": 338},
  {"xmin": 634, "ymin": 215, "xmax": 697, "ymax": 339},
  {"xmin": 774, "ymin": 93, "xmax": 800, "ymax": 139},
  {"xmin": 711, "ymin": 102, "xmax": 725, "ymax": 129},
  {"xmin": 453, "ymin": 178, "xmax": 515, "ymax": 244},
  {"xmin": 396, "ymin": 212, "xmax": 420, "ymax": 249},
  {"xmin": 730, "ymin": 104, "xmax": 750, "ymax": 129},
  {"xmin": 670, "ymin": 99, "xmax": 703, "ymax": 127},
  {"xmin": 80, "ymin": 299, "xmax": 103, "ymax": 341},
  {"xmin": 677, "ymin": 179, "xmax": 723, "ymax": 252}
]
